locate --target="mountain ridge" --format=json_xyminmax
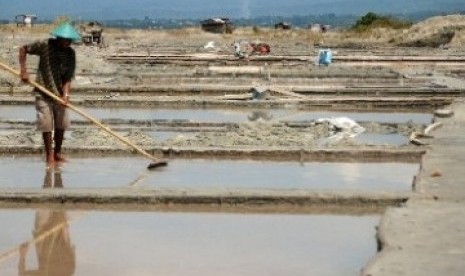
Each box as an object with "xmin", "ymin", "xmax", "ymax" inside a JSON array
[{"xmin": 1, "ymin": 0, "xmax": 463, "ymax": 21}]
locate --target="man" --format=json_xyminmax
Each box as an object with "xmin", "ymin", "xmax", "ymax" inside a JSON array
[
  {"xmin": 19, "ymin": 22, "xmax": 80, "ymax": 165},
  {"xmin": 232, "ymin": 40, "xmax": 249, "ymax": 59}
]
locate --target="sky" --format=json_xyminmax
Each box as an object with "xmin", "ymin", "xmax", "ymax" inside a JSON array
[{"xmin": 1, "ymin": 0, "xmax": 463, "ymax": 21}]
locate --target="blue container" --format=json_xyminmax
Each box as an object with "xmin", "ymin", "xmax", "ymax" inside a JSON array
[{"xmin": 318, "ymin": 49, "xmax": 332, "ymax": 65}]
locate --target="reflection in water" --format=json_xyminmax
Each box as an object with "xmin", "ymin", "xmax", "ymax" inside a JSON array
[
  {"xmin": 247, "ymin": 110, "xmax": 273, "ymax": 121},
  {"xmin": 339, "ymin": 163, "xmax": 362, "ymax": 187},
  {"xmin": 18, "ymin": 169, "xmax": 75, "ymax": 276},
  {"xmin": 42, "ymin": 168, "xmax": 64, "ymax": 188}
]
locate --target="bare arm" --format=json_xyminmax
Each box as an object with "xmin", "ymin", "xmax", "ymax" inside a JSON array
[
  {"xmin": 62, "ymin": 80, "xmax": 71, "ymax": 105},
  {"xmin": 19, "ymin": 46, "xmax": 29, "ymax": 82}
]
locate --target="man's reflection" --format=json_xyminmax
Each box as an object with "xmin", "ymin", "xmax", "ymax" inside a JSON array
[
  {"xmin": 42, "ymin": 167, "xmax": 64, "ymax": 188},
  {"xmin": 18, "ymin": 169, "xmax": 75, "ymax": 276}
]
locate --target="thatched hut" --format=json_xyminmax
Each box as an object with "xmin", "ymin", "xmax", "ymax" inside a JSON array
[
  {"xmin": 274, "ymin": 22, "xmax": 292, "ymax": 30},
  {"xmin": 15, "ymin": 14, "xmax": 37, "ymax": 27},
  {"xmin": 79, "ymin": 21, "xmax": 104, "ymax": 45},
  {"xmin": 200, "ymin": 18, "xmax": 234, "ymax": 34}
]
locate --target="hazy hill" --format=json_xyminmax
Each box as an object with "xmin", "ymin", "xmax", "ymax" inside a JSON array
[{"xmin": 1, "ymin": 0, "xmax": 464, "ymax": 20}]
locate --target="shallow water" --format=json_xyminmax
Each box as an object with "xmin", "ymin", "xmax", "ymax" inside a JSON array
[
  {"xmin": 355, "ymin": 133, "xmax": 409, "ymax": 146},
  {"xmin": 0, "ymin": 156, "xmax": 417, "ymax": 191},
  {"xmin": 0, "ymin": 105, "xmax": 433, "ymax": 124},
  {"xmin": 0, "ymin": 106, "xmax": 429, "ymax": 146},
  {"xmin": 0, "ymin": 209, "xmax": 379, "ymax": 276}
]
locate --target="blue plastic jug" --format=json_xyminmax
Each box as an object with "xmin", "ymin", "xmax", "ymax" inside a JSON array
[{"xmin": 318, "ymin": 49, "xmax": 332, "ymax": 65}]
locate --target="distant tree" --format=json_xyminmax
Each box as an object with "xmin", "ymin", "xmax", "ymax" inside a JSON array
[
  {"xmin": 352, "ymin": 12, "xmax": 412, "ymax": 31},
  {"xmin": 355, "ymin": 12, "xmax": 379, "ymax": 27},
  {"xmin": 252, "ymin": 26, "xmax": 260, "ymax": 34}
]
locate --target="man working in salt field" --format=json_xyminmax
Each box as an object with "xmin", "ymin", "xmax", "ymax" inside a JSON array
[{"xmin": 19, "ymin": 22, "xmax": 80, "ymax": 165}]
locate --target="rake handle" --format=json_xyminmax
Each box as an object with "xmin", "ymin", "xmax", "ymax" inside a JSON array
[{"xmin": 0, "ymin": 62, "xmax": 160, "ymax": 162}]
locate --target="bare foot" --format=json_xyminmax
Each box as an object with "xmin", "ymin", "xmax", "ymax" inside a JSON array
[
  {"xmin": 46, "ymin": 156, "xmax": 55, "ymax": 166},
  {"xmin": 46, "ymin": 162, "xmax": 56, "ymax": 170},
  {"xmin": 54, "ymin": 154, "xmax": 68, "ymax": 163}
]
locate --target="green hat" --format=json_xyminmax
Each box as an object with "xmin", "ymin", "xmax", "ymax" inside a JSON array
[{"xmin": 51, "ymin": 22, "xmax": 81, "ymax": 42}]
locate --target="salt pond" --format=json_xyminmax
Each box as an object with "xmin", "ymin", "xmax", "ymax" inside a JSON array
[
  {"xmin": 0, "ymin": 105, "xmax": 432, "ymax": 124},
  {"xmin": 0, "ymin": 156, "xmax": 417, "ymax": 192},
  {"xmin": 0, "ymin": 209, "xmax": 379, "ymax": 276}
]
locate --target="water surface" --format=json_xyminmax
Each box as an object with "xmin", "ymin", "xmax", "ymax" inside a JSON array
[
  {"xmin": 0, "ymin": 105, "xmax": 432, "ymax": 124},
  {"xmin": 0, "ymin": 209, "xmax": 379, "ymax": 276},
  {"xmin": 0, "ymin": 157, "xmax": 417, "ymax": 191}
]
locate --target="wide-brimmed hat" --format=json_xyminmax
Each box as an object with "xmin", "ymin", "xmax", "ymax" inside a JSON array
[{"xmin": 51, "ymin": 22, "xmax": 81, "ymax": 42}]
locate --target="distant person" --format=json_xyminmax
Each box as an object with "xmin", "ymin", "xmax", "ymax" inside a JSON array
[
  {"xmin": 232, "ymin": 40, "xmax": 250, "ymax": 60},
  {"xmin": 18, "ymin": 22, "xmax": 80, "ymax": 165}
]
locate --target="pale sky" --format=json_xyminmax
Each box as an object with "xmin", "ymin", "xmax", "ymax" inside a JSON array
[{"xmin": 1, "ymin": 0, "xmax": 463, "ymax": 20}]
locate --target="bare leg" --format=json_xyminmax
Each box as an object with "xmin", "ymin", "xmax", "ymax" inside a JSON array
[
  {"xmin": 53, "ymin": 129, "xmax": 67, "ymax": 162},
  {"xmin": 43, "ymin": 132, "xmax": 55, "ymax": 164}
]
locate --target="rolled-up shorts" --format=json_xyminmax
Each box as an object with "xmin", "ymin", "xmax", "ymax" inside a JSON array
[{"xmin": 35, "ymin": 95, "xmax": 70, "ymax": 132}]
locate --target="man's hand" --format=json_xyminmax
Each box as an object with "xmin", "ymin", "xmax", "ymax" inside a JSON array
[
  {"xmin": 61, "ymin": 80, "xmax": 71, "ymax": 105},
  {"xmin": 61, "ymin": 94, "xmax": 69, "ymax": 105},
  {"xmin": 19, "ymin": 67, "xmax": 29, "ymax": 83}
]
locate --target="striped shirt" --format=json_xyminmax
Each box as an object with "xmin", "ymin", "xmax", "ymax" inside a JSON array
[{"xmin": 25, "ymin": 38, "xmax": 76, "ymax": 99}]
